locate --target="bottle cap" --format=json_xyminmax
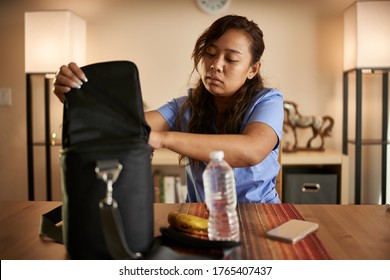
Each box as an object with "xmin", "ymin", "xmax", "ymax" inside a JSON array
[{"xmin": 210, "ymin": 150, "xmax": 224, "ymax": 160}]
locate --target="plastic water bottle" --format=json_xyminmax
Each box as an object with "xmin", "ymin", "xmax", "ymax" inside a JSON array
[{"xmin": 203, "ymin": 151, "xmax": 240, "ymax": 242}]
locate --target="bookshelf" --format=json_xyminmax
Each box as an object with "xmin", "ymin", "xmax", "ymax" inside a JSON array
[
  {"xmin": 151, "ymin": 149, "xmax": 186, "ymax": 203},
  {"xmin": 152, "ymin": 148, "xmax": 349, "ymax": 204}
]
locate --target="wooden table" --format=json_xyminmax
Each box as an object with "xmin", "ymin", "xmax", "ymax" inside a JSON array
[{"xmin": 0, "ymin": 201, "xmax": 389, "ymax": 260}]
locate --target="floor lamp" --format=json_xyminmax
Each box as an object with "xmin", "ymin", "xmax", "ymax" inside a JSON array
[
  {"xmin": 25, "ymin": 10, "xmax": 86, "ymax": 200},
  {"xmin": 342, "ymin": 1, "xmax": 390, "ymax": 204}
]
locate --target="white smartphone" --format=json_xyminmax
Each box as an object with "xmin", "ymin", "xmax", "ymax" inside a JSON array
[{"xmin": 266, "ymin": 219, "xmax": 319, "ymax": 244}]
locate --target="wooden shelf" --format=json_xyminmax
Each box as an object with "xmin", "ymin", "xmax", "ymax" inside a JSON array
[
  {"xmin": 152, "ymin": 149, "xmax": 180, "ymax": 166},
  {"xmin": 347, "ymin": 139, "xmax": 390, "ymax": 145},
  {"xmin": 282, "ymin": 149, "xmax": 344, "ymax": 165}
]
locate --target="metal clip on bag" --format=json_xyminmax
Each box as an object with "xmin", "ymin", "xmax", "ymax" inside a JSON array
[{"xmin": 61, "ymin": 61, "xmax": 154, "ymax": 259}]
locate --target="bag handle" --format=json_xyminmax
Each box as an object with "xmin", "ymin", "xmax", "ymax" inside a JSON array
[
  {"xmin": 99, "ymin": 200, "xmax": 142, "ymax": 259},
  {"xmin": 96, "ymin": 159, "xmax": 142, "ymax": 259}
]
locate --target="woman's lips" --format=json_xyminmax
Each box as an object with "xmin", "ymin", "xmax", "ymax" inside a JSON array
[{"xmin": 206, "ymin": 75, "xmax": 223, "ymax": 85}]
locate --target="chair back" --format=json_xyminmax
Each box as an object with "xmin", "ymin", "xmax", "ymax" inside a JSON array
[{"xmin": 275, "ymin": 145, "xmax": 282, "ymax": 201}]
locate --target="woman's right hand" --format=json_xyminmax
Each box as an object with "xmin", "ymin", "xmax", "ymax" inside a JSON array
[{"xmin": 53, "ymin": 62, "xmax": 88, "ymax": 103}]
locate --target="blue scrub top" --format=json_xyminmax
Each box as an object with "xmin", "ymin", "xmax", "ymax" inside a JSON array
[{"xmin": 157, "ymin": 88, "xmax": 284, "ymax": 203}]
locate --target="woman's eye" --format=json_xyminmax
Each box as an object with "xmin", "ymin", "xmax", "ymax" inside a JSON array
[
  {"xmin": 205, "ymin": 52, "xmax": 216, "ymax": 58},
  {"xmin": 226, "ymin": 57, "xmax": 239, "ymax": 63}
]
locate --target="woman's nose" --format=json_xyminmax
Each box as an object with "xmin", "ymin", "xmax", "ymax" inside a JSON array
[{"xmin": 210, "ymin": 57, "xmax": 224, "ymax": 72}]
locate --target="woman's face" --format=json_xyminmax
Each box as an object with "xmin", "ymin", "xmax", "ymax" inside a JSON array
[{"xmin": 201, "ymin": 28, "xmax": 259, "ymax": 99}]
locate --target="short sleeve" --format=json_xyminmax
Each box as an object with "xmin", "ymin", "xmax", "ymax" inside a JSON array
[
  {"xmin": 156, "ymin": 96, "xmax": 187, "ymax": 131},
  {"xmin": 242, "ymin": 88, "xmax": 284, "ymax": 141}
]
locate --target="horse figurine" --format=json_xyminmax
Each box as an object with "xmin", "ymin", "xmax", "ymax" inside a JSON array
[{"xmin": 283, "ymin": 101, "xmax": 334, "ymax": 152}]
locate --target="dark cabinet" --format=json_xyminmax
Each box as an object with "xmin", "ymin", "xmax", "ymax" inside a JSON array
[
  {"xmin": 283, "ymin": 172, "xmax": 338, "ymax": 204},
  {"xmin": 281, "ymin": 150, "xmax": 348, "ymax": 204}
]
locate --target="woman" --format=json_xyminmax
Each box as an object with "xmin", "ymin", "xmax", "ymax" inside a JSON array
[{"xmin": 53, "ymin": 15, "xmax": 284, "ymax": 203}]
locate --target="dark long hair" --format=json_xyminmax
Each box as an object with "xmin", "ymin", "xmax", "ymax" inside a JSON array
[{"xmin": 176, "ymin": 15, "xmax": 265, "ymax": 165}]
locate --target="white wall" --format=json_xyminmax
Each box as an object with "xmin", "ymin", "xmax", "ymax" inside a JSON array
[{"xmin": 0, "ymin": 0, "xmax": 356, "ymax": 201}]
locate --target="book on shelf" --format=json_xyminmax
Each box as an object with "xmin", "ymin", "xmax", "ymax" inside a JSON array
[
  {"xmin": 153, "ymin": 172, "xmax": 187, "ymax": 203},
  {"xmin": 153, "ymin": 172, "xmax": 162, "ymax": 203},
  {"xmin": 163, "ymin": 175, "xmax": 176, "ymax": 203}
]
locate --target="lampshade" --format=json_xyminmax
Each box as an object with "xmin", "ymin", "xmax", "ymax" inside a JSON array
[
  {"xmin": 343, "ymin": 1, "xmax": 390, "ymax": 70},
  {"xmin": 25, "ymin": 10, "xmax": 86, "ymax": 73}
]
